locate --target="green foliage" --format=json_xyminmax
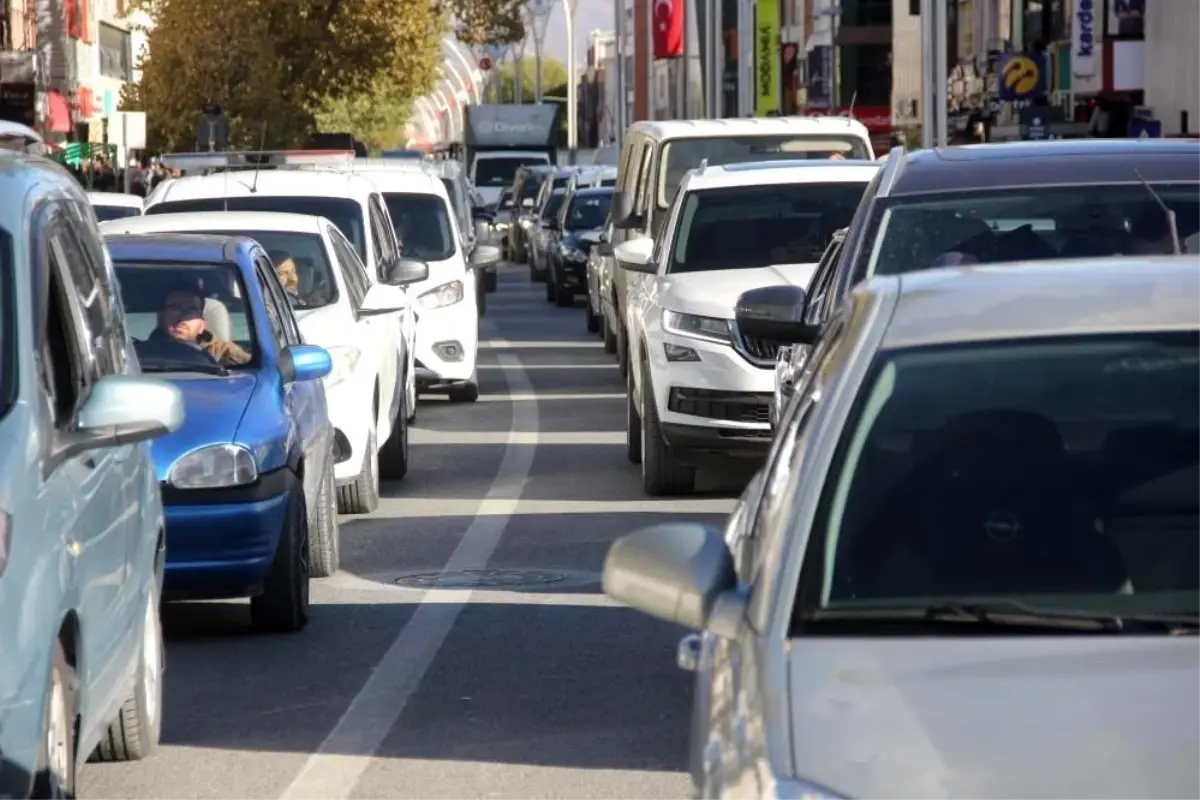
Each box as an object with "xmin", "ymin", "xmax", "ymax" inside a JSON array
[
  {"xmin": 444, "ymin": 0, "xmax": 524, "ymax": 46},
  {"xmin": 496, "ymin": 56, "xmax": 567, "ymax": 103}
]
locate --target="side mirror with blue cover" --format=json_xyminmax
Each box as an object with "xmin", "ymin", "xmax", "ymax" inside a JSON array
[{"xmin": 280, "ymin": 345, "xmax": 333, "ymax": 383}]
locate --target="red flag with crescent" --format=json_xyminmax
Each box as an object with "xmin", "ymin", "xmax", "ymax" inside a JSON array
[{"xmin": 653, "ymin": 0, "xmax": 683, "ymax": 59}]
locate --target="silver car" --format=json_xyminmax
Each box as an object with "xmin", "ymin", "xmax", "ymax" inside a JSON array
[
  {"xmin": 0, "ymin": 153, "xmax": 184, "ymax": 796},
  {"xmin": 606, "ymin": 256, "xmax": 1200, "ymax": 799}
]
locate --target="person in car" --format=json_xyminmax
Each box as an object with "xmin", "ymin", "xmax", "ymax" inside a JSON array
[
  {"xmin": 270, "ymin": 251, "xmax": 302, "ymax": 303},
  {"xmin": 147, "ymin": 283, "xmax": 251, "ymax": 365}
]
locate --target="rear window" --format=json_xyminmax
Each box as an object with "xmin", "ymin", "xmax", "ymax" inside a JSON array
[
  {"xmin": 192, "ymin": 230, "xmax": 338, "ymax": 310},
  {"xmin": 383, "ymin": 193, "xmax": 455, "ymax": 261},
  {"xmin": 93, "ymin": 205, "xmax": 141, "ymax": 222},
  {"xmin": 566, "ymin": 191, "xmax": 613, "ymax": 230},
  {"xmin": 475, "ymin": 156, "xmax": 547, "ymax": 188},
  {"xmin": 541, "ymin": 191, "xmax": 566, "ymax": 221},
  {"xmin": 146, "ymin": 196, "xmax": 367, "ymax": 262}
]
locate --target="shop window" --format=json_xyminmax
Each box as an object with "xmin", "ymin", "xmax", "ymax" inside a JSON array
[{"xmin": 838, "ymin": 44, "xmax": 891, "ymax": 107}]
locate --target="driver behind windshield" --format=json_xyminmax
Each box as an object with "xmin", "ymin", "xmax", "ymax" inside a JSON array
[{"xmin": 148, "ymin": 283, "xmax": 251, "ymax": 366}]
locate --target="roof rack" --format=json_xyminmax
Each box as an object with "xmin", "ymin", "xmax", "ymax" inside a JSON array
[{"xmin": 159, "ymin": 150, "xmax": 356, "ymax": 172}]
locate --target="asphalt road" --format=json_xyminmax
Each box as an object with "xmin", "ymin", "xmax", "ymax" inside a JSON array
[{"xmin": 80, "ymin": 265, "xmax": 749, "ymax": 800}]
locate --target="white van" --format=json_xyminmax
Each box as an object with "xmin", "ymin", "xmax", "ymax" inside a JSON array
[
  {"xmin": 600, "ymin": 117, "xmax": 876, "ymax": 378},
  {"xmin": 471, "ymin": 150, "xmax": 551, "ymax": 206}
]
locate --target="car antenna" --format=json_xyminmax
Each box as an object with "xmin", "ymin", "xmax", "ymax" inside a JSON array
[
  {"xmin": 841, "ymin": 92, "xmax": 858, "ymax": 124},
  {"xmin": 249, "ymin": 121, "xmax": 268, "ymax": 194},
  {"xmin": 1133, "ymin": 169, "xmax": 1181, "ymax": 255}
]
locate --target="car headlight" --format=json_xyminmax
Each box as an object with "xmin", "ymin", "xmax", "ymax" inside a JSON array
[
  {"xmin": 418, "ymin": 280, "xmax": 464, "ymax": 310},
  {"xmin": 560, "ymin": 244, "xmax": 587, "ymax": 262},
  {"xmin": 662, "ymin": 309, "xmax": 732, "ymax": 344},
  {"xmin": 324, "ymin": 345, "xmax": 362, "ymax": 388},
  {"xmin": 169, "ymin": 444, "xmax": 258, "ymax": 489}
]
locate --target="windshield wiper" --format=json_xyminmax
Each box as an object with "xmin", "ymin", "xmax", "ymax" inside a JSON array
[
  {"xmin": 808, "ymin": 602, "xmax": 1199, "ymax": 634},
  {"xmin": 141, "ymin": 360, "xmax": 230, "ymax": 377}
]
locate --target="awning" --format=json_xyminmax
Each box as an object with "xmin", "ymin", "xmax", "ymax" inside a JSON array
[{"xmin": 46, "ymin": 89, "xmax": 72, "ymax": 133}]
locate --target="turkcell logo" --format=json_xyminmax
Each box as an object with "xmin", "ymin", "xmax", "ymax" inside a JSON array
[{"xmin": 1076, "ymin": 0, "xmax": 1095, "ymax": 57}]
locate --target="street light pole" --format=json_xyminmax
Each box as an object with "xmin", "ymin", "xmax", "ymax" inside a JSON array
[
  {"xmin": 513, "ymin": 38, "xmax": 527, "ymax": 102},
  {"xmin": 526, "ymin": 0, "xmax": 554, "ymax": 103},
  {"xmin": 564, "ymin": 0, "xmax": 578, "ymax": 158},
  {"xmin": 613, "ymin": 0, "xmax": 626, "ymax": 147}
]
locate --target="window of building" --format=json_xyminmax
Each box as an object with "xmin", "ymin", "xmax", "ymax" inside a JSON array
[{"xmin": 838, "ymin": 44, "xmax": 892, "ymax": 107}]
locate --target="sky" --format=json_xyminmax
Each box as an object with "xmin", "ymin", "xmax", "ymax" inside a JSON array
[{"xmin": 520, "ymin": 0, "xmax": 614, "ymax": 69}]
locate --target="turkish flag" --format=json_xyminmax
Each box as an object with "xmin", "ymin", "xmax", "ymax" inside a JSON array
[{"xmin": 653, "ymin": 0, "xmax": 683, "ymax": 59}]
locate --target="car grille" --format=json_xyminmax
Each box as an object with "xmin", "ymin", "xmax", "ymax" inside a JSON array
[
  {"xmin": 734, "ymin": 330, "xmax": 786, "ymax": 367},
  {"xmin": 668, "ymin": 387, "xmax": 772, "ymax": 424}
]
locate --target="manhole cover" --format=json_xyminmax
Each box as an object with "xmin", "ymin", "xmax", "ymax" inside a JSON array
[{"xmin": 392, "ymin": 568, "xmax": 569, "ymax": 590}]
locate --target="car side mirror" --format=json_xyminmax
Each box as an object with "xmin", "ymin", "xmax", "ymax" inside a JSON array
[
  {"xmin": 472, "ymin": 207, "xmax": 494, "ymax": 223},
  {"xmin": 280, "ymin": 344, "xmax": 333, "ymax": 384},
  {"xmin": 470, "ymin": 244, "xmax": 503, "ymax": 269},
  {"xmin": 734, "ymin": 285, "xmax": 817, "ymax": 344},
  {"xmin": 614, "ymin": 237, "xmax": 656, "ymax": 274},
  {"xmin": 610, "ymin": 191, "xmax": 644, "ymax": 230},
  {"xmin": 71, "ymin": 374, "xmax": 184, "ymax": 456},
  {"xmin": 603, "ymin": 522, "xmax": 737, "ymax": 630},
  {"xmin": 521, "ymin": 197, "xmax": 534, "ymax": 209},
  {"xmin": 386, "ymin": 257, "xmax": 430, "ymax": 286}
]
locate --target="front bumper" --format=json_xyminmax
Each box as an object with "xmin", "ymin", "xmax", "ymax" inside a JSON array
[
  {"xmin": 325, "ymin": 375, "xmax": 373, "ymax": 484},
  {"xmin": 161, "ymin": 467, "xmax": 295, "ymax": 600},
  {"xmin": 414, "ymin": 297, "xmax": 479, "ymax": 386},
  {"xmin": 556, "ymin": 256, "xmax": 588, "ymax": 291}
]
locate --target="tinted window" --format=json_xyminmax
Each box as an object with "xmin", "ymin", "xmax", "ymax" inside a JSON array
[
  {"xmin": 146, "ymin": 196, "xmax": 367, "ymax": 261},
  {"xmin": 192, "ymin": 230, "xmax": 338, "ymax": 310},
  {"xmin": 566, "ymin": 191, "xmax": 613, "ymax": 230},
  {"xmin": 383, "ymin": 193, "xmax": 455, "ymax": 261},
  {"xmin": 92, "ymin": 205, "xmax": 141, "ymax": 222},
  {"xmin": 540, "ymin": 191, "xmax": 566, "ymax": 221},
  {"xmin": 808, "ymin": 332, "xmax": 1199, "ymax": 616},
  {"xmin": 661, "ymin": 136, "xmax": 872, "ymax": 206},
  {"xmin": 865, "ymin": 184, "xmax": 1200, "ymax": 277},
  {"xmin": 329, "ymin": 229, "xmax": 369, "ymax": 308},
  {"xmin": 475, "ymin": 156, "xmax": 547, "ymax": 188},
  {"xmin": 670, "ymin": 182, "xmax": 869, "ymax": 272}
]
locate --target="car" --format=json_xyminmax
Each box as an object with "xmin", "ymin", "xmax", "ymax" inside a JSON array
[
  {"xmin": 145, "ymin": 149, "xmax": 419, "ymax": 418},
  {"xmin": 100, "ymin": 211, "xmax": 424, "ymax": 520},
  {"xmin": 736, "ymin": 139, "xmax": 1200, "ymax": 421},
  {"xmin": 615, "ymin": 159, "xmax": 881, "ymax": 495},
  {"xmin": 431, "ymin": 159, "xmax": 499, "ymax": 295},
  {"xmin": 565, "ymin": 165, "xmax": 618, "ymax": 192},
  {"xmin": 470, "ymin": 149, "xmax": 551, "ymax": 207},
  {"xmin": 605, "ymin": 116, "xmax": 877, "ymax": 381},
  {"xmin": 545, "ymin": 184, "xmax": 613, "ymax": 307},
  {"xmin": 507, "ymin": 164, "xmax": 553, "ymax": 264},
  {"xmin": 490, "ymin": 187, "xmax": 518, "ymax": 261},
  {"xmin": 0, "ymin": 152, "xmax": 184, "ymax": 798},
  {"xmin": 350, "ymin": 162, "xmax": 503, "ymax": 403},
  {"xmin": 527, "ymin": 168, "xmax": 582, "ymax": 281},
  {"xmin": 87, "ymin": 190, "xmax": 144, "ymax": 222},
  {"xmin": 105, "ymin": 232, "xmax": 337, "ymax": 631},
  {"xmin": 605, "ymin": 256, "xmax": 1200, "ymax": 800}
]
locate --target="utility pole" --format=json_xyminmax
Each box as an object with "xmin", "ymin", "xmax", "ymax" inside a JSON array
[
  {"xmin": 564, "ymin": 0, "xmax": 579, "ymax": 159},
  {"xmin": 526, "ymin": 0, "xmax": 554, "ymax": 103},
  {"xmin": 614, "ymin": 0, "xmax": 627, "ymax": 146},
  {"xmin": 513, "ymin": 38, "xmax": 527, "ymax": 102}
]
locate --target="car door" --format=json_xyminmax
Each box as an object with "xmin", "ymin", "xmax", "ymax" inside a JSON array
[
  {"xmin": 369, "ymin": 193, "xmax": 415, "ymax": 372},
  {"xmin": 35, "ymin": 198, "xmax": 132, "ymax": 729}
]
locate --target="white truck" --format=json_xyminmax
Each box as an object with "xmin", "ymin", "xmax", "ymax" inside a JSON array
[{"xmin": 464, "ymin": 104, "xmax": 559, "ymax": 206}]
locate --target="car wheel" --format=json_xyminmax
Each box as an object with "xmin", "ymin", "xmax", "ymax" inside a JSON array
[
  {"xmin": 33, "ymin": 640, "xmax": 77, "ymax": 799},
  {"xmin": 92, "ymin": 587, "xmax": 163, "ymax": 762},
  {"xmin": 625, "ymin": 366, "xmax": 642, "ymax": 465},
  {"xmin": 308, "ymin": 454, "xmax": 341, "ymax": 577},
  {"xmin": 485, "ymin": 269, "xmax": 498, "ymax": 292},
  {"xmin": 602, "ymin": 313, "xmax": 617, "ymax": 353},
  {"xmin": 544, "ymin": 268, "xmax": 556, "ymax": 302},
  {"xmin": 555, "ymin": 284, "xmax": 573, "ymax": 307},
  {"xmin": 476, "ymin": 280, "xmax": 488, "ymax": 316},
  {"xmin": 617, "ymin": 324, "xmax": 629, "ymax": 379},
  {"xmin": 250, "ymin": 484, "xmax": 311, "ymax": 633},
  {"xmin": 337, "ymin": 426, "xmax": 379, "ymax": 514},
  {"xmin": 406, "ymin": 362, "xmax": 417, "ymax": 423},
  {"xmin": 585, "ymin": 299, "xmax": 600, "ymax": 332},
  {"xmin": 378, "ymin": 391, "xmax": 409, "ymax": 482},
  {"xmin": 448, "ymin": 377, "xmax": 480, "ymax": 403},
  {"xmin": 640, "ymin": 361, "xmax": 695, "ymax": 496}
]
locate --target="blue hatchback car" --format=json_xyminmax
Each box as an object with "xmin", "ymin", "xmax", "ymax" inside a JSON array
[{"xmin": 105, "ymin": 233, "xmax": 336, "ymax": 633}]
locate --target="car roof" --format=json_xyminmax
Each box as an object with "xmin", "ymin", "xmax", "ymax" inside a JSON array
[
  {"xmin": 0, "ymin": 153, "xmax": 88, "ymax": 229},
  {"xmin": 628, "ymin": 116, "xmax": 871, "ymax": 141},
  {"xmin": 875, "ymin": 256, "xmax": 1200, "ymax": 350},
  {"xmin": 571, "ymin": 186, "xmax": 614, "ymax": 198},
  {"xmin": 683, "ymin": 160, "xmax": 882, "ymax": 191},
  {"xmin": 889, "ymin": 139, "xmax": 1200, "ymax": 196},
  {"xmin": 104, "ymin": 232, "xmax": 259, "ymax": 265},
  {"xmin": 99, "ymin": 211, "xmax": 327, "ymax": 236},
  {"xmin": 149, "ymin": 168, "xmax": 378, "ymax": 205},
  {"xmin": 349, "ymin": 166, "xmax": 447, "ymax": 196},
  {"xmin": 88, "ymin": 191, "xmax": 143, "ymax": 208}
]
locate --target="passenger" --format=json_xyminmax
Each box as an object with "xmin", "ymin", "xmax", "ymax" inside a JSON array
[
  {"xmin": 147, "ymin": 282, "xmax": 251, "ymax": 365},
  {"xmin": 270, "ymin": 251, "xmax": 302, "ymax": 303}
]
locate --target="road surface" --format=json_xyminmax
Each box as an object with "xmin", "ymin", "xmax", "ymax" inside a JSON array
[{"xmin": 81, "ymin": 265, "xmax": 747, "ymax": 800}]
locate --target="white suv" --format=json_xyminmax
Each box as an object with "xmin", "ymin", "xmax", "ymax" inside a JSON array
[{"xmin": 614, "ymin": 159, "xmax": 881, "ymax": 496}]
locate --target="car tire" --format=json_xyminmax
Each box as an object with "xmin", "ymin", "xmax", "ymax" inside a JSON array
[
  {"xmin": 308, "ymin": 455, "xmax": 341, "ymax": 577},
  {"xmin": 92, "ymin": 586, "xmax": 163, "ymax": 763},
  {"xmin": 544, "ymin": 269, "xmax": 556, "ymax": 302},
  {"xmin": 476, "ymin": 281, "xmax": 488, "ymax": 316},
  {"xmin": 602, "ymin": 313, "xmax": 617, "ymax": 353},
  {"xmin": 250, "ymin": 484, "xmax": 311, "ymax": 633},
  {"xmin": 529, "ymin": 263, "xmax": 538, "ymax": 281},
  {"xmin": 555, "ymin": 284, "xmax": 573, "ymax": 307},
  {"xmin": 406, "ymin": 364, "xmax": 417, "ymax": 424},
  {"xmin": 585, "ymin": 300, "xmax": 600, "ymax": 332},
  {"xmin": 448, "ymin": 378, "xmax": 480, "ymax": 403},
  {"xmin": 337, "ymin": 428, "xmax": 379, "ymax": 514},
  {"xmin": 617, "ymin": 324, "xmax": 629, "ymax": 379},
  {"xmin": 625, "ymin": 366, "xmax": 642, "ymax": 465},
  {"xmin": 640, "ymin": 362, "xmax": 696, "ymax": 496},
  {"xmin": 378, "ymin": 392, "xmax": 409, "ymax": 482},
  {"xmin": 33, "ymin": 640, "xmax": 77, "ymax": 799},
  {"xmin": 485, "ymin": 269, "xmax": 498, "ymax": 292}
]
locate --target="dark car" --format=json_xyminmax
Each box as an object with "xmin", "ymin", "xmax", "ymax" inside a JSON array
[
  {"xmin": 507, "ymin": 164, "xmax": 553, "ymax": 264},
  {"xmin": 546, "ymin": 186, "xmax": 614, "ymax": 306},
  {"xmin": 735, "ymin": 139, "xmax": 1200, "ymax": 429},
  {"xmin": 526, "ymin": 167, "xmax": 583, "ymax": 280}
]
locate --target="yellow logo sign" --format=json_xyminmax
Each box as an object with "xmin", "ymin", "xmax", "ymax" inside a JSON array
[{"xmin": 1003, "ymin": 56, "xmax": 1040, "ymax": 97}]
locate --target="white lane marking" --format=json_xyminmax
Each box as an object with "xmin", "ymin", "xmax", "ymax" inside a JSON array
[
  {"xmin": 280, "ymin": 336, "xmax": 537, "ymax": 800},
  {"xmin": 474, "ymin": 392, "xmax": 624, "ymax": 402},
  {"xmin": 479, "ymin": 340, "xmax": 603, "ymax": 349},
  {"xmin": 410, "ymin": 430, "xmax": 623, "ymax": 446},
  {"xmin": 321, "ymin": 575, "xmax": 617, "ymax": 606},
  {"xmin": 366, "ymin": 496, "xmax": 738, "ymax": 518},
  {"xmin": 477, "ymin": 363, "xmax": 615, "ymax": 370}
]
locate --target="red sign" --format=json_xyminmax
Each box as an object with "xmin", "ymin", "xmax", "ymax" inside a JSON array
[
  {"xmin": 652, "ymin": 0, "xmax": 683, "ymax": 59},
  {"xmin": 479, "ymin": 56, "xmax": 493, "ymax": 71}
]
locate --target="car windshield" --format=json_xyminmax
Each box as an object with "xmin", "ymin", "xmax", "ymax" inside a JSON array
[
  {"xmin": 541, "ymin": 191, "xmax": 566, "ymax": 221},
  {"xmin": 146, "ymin": 196, "xmax": 368, "ymax": 262},
  {"xmin": 566, "ymin": 191, "xmax": 612, "ymax": 230},
  {"xmin": 661, "ymin": 135, "xmax": 872, "ymax": 206},
  {"xmin": 669, "ymin": 182, "xmax": 869, "ymax": 272},
  {"xmin": 809, "ymin": 332, "xmax": 1199, "ymax": 619},
  {"xmin": 191, "ymin": 230, "xmax": 337, "ymax": 310},
  {"xmin": 92, "ymin": 205, "xmax": 141, "ymax": 222},
  {"xmin": 866, "ymin": 183, "xmax": 1200, "ymax": 276},
  {"xmin": 113, "ymin": 261, "xmax": 258, "ymax": 371},
  {"xmin": 383, "ymin": 193, "xmax": 455, "ymax": 261},
  {"xmin": 0, "ymin": 227, "xmax": 11, "ymax": 417},
  {"xmin": 475, "ymin": 156, "xmax": 546, "ymax": 188}
]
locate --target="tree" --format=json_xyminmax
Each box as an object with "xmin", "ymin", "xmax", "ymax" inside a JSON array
[
  {"xmin": 496, "ymin": 56, "xmax": 567, "ymax": 103},
  {"xmin": 121, "ymin": 0, "xmax": 442, "ymax": 151},
  {"xmin": 443, "ymin": 0, "xmax": 524, "ymax": 46}
]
